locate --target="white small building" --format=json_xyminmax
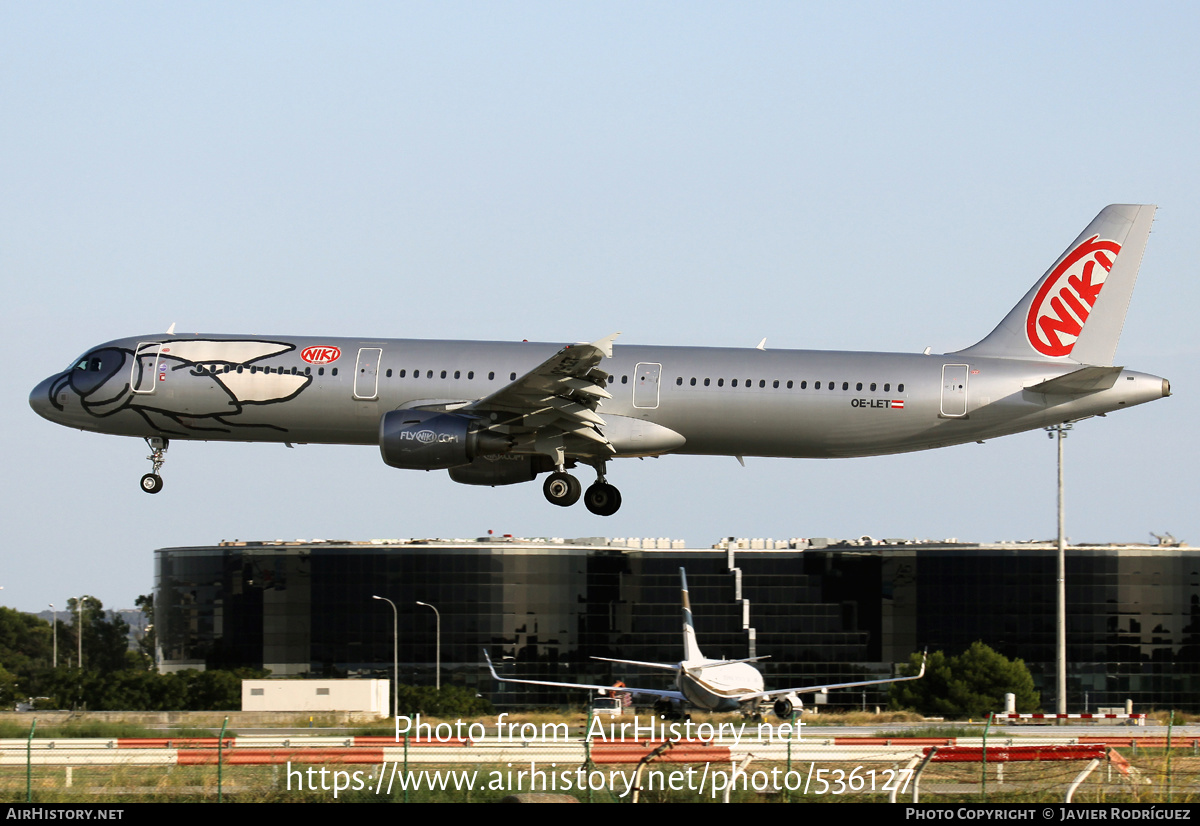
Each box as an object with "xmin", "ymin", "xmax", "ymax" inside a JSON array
[{"xmin": 242, "ymin": 679, "xmax": 390, "ymax": 714}]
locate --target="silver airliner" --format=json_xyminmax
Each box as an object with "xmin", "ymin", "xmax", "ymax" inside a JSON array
[
  {"xmin": 30, "ymin": 205, "xmax": 1169, "ymax": 515},
  {"xmin": 485, "ymin": 567, "xmax": 926, "ymax": 718}
]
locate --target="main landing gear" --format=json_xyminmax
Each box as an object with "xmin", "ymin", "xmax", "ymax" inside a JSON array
[
  {"xmin": 542, "ymin": 465, "xmax": 622, "ymax": 516},
  {"xmin": 140, "ymin": 437, "xmax": 168, "ymax": 494}
]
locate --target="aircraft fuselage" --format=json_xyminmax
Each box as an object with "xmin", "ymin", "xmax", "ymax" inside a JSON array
[{"xmin": 30, "ymin": 333, "xmax": 1168, "ymax": 458}]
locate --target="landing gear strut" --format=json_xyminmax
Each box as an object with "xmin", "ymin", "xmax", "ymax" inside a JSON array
[{"xmin": 141, "ymin": 437, "xmax": 168, "ymax": 494}]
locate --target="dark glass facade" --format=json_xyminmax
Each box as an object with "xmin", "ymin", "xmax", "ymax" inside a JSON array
[{"xmin": 156, "ymin": 539, "xmax": 1200, "ymax": 710}]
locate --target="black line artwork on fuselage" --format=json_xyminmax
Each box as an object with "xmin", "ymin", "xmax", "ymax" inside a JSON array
[{"xmin": 47, "ymin": 339, "xmax": 314, "ymax": 437}]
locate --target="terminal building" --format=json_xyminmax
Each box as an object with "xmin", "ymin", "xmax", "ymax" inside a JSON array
[{"xmin": 154, "ymin": 535, "xmax": 1200, "ymax": 711}]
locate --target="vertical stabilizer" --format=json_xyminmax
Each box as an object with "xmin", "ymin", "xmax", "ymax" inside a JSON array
[
  {"xmin": 954, "ymin": 205, "xmax": 1156, "ymax": 366},
  {"xmin": 680, "ymin": 568, "xmax": 704, "ymax": 663}
]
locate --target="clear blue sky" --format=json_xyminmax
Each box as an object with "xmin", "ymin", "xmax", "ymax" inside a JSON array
[{"xmin": 3, "ymin": 2, "xmax": 1197, "ymax": 612}]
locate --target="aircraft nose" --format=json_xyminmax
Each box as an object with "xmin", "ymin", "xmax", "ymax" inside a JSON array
[{"xmin": 29, "ymin": 375, "xmax": 61, "ymax": 422}]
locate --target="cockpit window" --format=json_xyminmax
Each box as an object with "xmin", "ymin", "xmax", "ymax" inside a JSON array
[{"xmin": 73, "ymin": 356, "xmax": 106, "ymax": 372}]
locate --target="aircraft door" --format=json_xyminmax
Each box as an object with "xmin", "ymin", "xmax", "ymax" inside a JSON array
[
  {"xmin": 940, "ymin": 364, "xmax": 968, "ymax": 417},
  {"xmin": 131, "ymin": 342, "xmax": 163, "ymax": 395},
  {"xmin": 633, "ymin": 362, "xmax": 662, "ymax": 409},
  {"xmin": 354, "ymin": 348, "xmax": 382, "ymax": 400}
]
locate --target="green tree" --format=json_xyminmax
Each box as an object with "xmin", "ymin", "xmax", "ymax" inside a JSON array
[
  {"xmin": 889, "ymin": 642, "xmax": 1040, "ymax": 719},
  {"xmin": 134, "ymin": 594, "xmax": 156, "ymax": 669},
  {"xmin": 395, "ymin": 685, "xmax": 494, "ymax": 717},
  {"xmin": 67, "ymin": 597, "xmax": 131, "ymax": 674},
  {"xmin": 0, "ymin": 607, "xmax": 53, "ymax": 676}
]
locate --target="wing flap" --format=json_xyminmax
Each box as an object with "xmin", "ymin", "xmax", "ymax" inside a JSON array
[{"xmin": 464, "ymin": 333, "xmax": 620, "ymax": 456}]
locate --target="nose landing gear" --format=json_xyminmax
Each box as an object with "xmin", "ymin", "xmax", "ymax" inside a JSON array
[{"xmin": 140, "ymin": 437, "xmax": 168, "ymax": 494}]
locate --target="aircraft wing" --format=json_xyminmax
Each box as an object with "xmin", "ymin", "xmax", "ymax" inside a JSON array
[
  {"xmin": 462, "ymin": 333, "xmax": 619, "ymax": 456},
  {"xmin": 591, "ymin": 656, "xmax": 682, "ymax": 671},
  {"xmin": 484, "ymin": 651, "xmax": 685, "ymax": 702},
  {"xmin": 736, "ymin": 652, "xmax": 927, "ymax": 702}
]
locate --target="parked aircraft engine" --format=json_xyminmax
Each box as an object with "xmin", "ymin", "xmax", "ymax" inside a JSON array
[
  {"xmin": 773, "ymin": 693, "xmax": 801, "ymax": 719},
  {"xmin": 379, "ymin": 409, "xmax": 512, "ymax": 470},
  {"xmin": 448, "ymin": 454, "xmax": 553, "ymax": 486}
]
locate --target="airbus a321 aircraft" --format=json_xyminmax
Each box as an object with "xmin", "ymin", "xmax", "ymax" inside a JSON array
[
  {"xmin": 485, "ymin": 568, "xmax": 926, "ymax": 718},
  {"xmin": 30, "ymin": 205, "xmax": 1169, "ymax": 516}
]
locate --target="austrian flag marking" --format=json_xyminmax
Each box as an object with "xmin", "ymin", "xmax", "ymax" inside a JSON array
[
  {"xmin": 1025, "ymin": 235, "xmax": 1122, "ymax": 358},
  {"xmin": 301, "ymin": 345, "xmax": 341, "ymax": 365}
]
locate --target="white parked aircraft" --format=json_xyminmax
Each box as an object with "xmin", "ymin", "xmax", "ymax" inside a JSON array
[
  {"xmin": 485, "ymin": 568, "xmax": 926, "ymax": 718},
  {"xmin": 30, "ymin": 205, "xmax": 1168, "ymax": 515}
]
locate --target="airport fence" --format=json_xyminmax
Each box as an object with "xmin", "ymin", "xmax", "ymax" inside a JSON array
[{"xmin": 5, "ymin": 725, "xmax": 1200, "ymax": 803}]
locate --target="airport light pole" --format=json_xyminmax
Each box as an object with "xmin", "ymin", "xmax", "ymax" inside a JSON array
[
  {"xmin": 416, "ymin": 601, "xmax": 441, "ymax": 690},
  {"xmin": 75, "ymin": 596, "xmax": 92, "ymax": 669},
  {"xmin": 372, "ymin": 595, "xmax": 398, "ymax": 719},
  {"xmin": 1046, "ymin": 423, "xmax": 1072, "ymax": 716}
]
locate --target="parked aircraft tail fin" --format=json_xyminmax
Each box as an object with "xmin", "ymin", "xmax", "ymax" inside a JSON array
[
  {"xmin": 954, "ymin": 204, "xmax": 1156, "ymax": 366},
  {"xmin": 680, "ymin": 568, "xmax": 704, "ymax": 663}
]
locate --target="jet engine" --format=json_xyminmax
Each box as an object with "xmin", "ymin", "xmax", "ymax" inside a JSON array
[
  {"xmin": 772, "ymin": 693, "xmax": 801, "ymax": 719},
  {"xmin": 448, "ymin": 454, "xmax": 554, "ymax": 486},
  {"xmin": 379, "ymin": 409, "xmax": 511, "ymax": 470}
]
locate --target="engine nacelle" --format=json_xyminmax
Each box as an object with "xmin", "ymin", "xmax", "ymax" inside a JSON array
[
  {"xmin": 448, "ymin": 454, "xmax": 554, "ymax": 486},
  {"xmin": 773, "ymin": 693, "xmax": 801, "ymax": 719},
  {"xmin": 379, "ymin": 409, "xmax": 510, "ymax": 470}
]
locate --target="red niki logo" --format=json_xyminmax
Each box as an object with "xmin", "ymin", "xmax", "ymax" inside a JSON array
[
  {"xmin": 301, "ymin": 345, "xmax": 341, "ymax": 364},
  {"xmin": 1026, "ymin": 236, "xmax": 1121, "ymax": 357}
]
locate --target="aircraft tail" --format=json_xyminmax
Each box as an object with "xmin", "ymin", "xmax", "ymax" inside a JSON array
[
  {"xmin": 680, "ymin": 568, "xmax": 704, "ymax": 663},
  {"xmin": 954, "ymin": 204, "xmax": 1156, "ymax": 366}
]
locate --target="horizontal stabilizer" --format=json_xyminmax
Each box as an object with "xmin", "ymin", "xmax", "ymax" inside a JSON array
[{"xmin": 1026, "ymin": 366, "xmax": 1123, "ymax": 395}]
